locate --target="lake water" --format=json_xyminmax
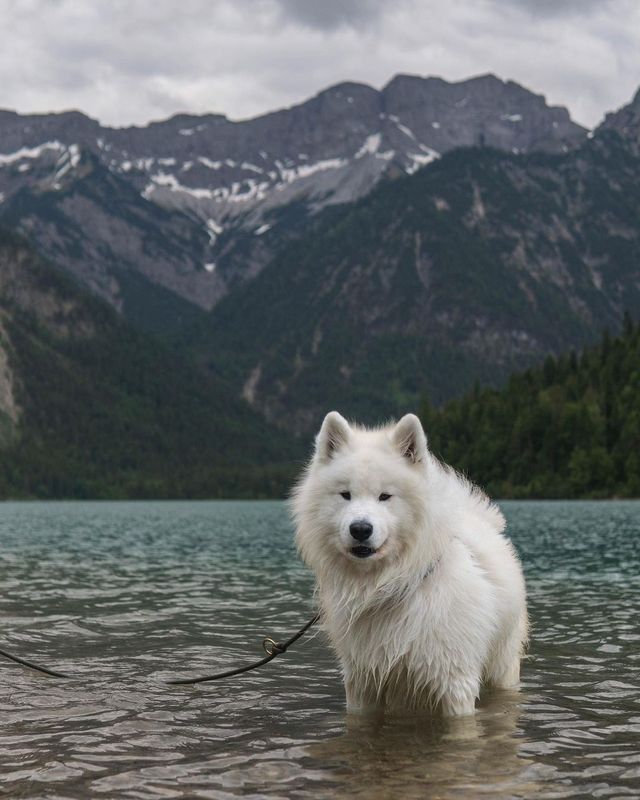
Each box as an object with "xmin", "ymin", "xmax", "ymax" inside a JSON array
[{"xmin": 0, "ymin": 500, "xmax": 638, "ymax": 799}]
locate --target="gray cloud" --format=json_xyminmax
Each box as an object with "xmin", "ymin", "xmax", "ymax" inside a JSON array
[
  {"xmin": 272, "ymin": 0, "xmax": 391, "ymax": 30},
  {"xmin": 0, "ymin": 0, "xmax": 638, "ymax": 128},
  {"xmin": 504, "ymin": 0, "xmax": 613, "ymax": 15}
]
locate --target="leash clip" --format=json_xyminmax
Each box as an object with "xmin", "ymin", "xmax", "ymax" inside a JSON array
[
  {"xmin": 262, "ymin": 637, "xmax": 286, "ymax": 656},
  {"xmin": 168, "ymin": 612, "xmax": 320, "ymax": 685}
]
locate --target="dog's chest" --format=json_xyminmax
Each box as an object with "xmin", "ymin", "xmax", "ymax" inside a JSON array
[{"xmin": 323, "ymin": 588, "xmax": 435, "ymax": 671}]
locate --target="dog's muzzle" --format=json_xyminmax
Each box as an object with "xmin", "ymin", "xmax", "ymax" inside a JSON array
[{"xmin": 349, "ymin": 520, "xmax": 375, "ymax": 558}]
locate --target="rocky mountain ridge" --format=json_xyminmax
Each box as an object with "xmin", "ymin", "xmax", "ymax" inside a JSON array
[{"xmin": 0, "ymin": 73, "xmax": 586, "ymax": 316}]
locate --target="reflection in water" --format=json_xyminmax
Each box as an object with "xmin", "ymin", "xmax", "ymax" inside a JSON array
[
  {"xmin": 307, "ymin": 689, "xmax": 539, "ymax": 799},
  {"xmin": 0, "ymin": 500, "xmax": 638, "ymax": 799}
]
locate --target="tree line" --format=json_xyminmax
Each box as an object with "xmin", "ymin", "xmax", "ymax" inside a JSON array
[{"xmin": 420, "ymin": 315, "xmax": 640, "ymax": 498}]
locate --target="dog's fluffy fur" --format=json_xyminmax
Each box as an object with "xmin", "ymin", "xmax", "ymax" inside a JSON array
[{"xmin": 291, "ymin": 412, "xmax": 528, "ymax": 717}]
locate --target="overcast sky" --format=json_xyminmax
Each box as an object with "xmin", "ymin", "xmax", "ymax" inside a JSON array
[{"xmin": 1, "ymin": 0, "xmax": 639, "ymax": 129}]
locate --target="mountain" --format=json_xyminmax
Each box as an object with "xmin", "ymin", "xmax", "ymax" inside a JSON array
[
  {"xmin": 0, "ymin": 231, "xmax": 297, "ymax": 499},
  {"xmin": 599, "ymin": 87, "xmax": 640, "ymax": 151},
  {"xmin": 0, "ymin": 74, "xmax": 586, "ymax": 315},
  {"xmin": 420, "ymin": 316, "xmax": 640, "ymax": 499},
  {"xmin": 1, "ymin": 150, "xmax": 213, "ymax": 335},
  {"xmin": 4, "ymin": 73, "xmax": 638, "ymax": 446},
  {"xmin": 194, "ymin": 128, "xmax": 640, "ymax": 434},
  {"xmin": 2, "ymin": 75, "xmax": 638, "ymax": 500}
]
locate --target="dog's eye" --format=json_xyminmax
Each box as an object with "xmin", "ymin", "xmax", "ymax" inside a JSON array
[
  {"xmin": 378, "ymin": 493, "xmax": 391, "ymax": 501},
  {"xmin": 340, "ymin": 491, "xmax": 351, "ymax": 501}
]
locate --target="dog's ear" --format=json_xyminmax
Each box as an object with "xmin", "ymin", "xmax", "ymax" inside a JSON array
[
  {"xmin": 315, "ymin": 411, "xmax": 351, "ymax": 462},
  {"xmin": 392, "ymin": 414, "xmax": 428, "ymax": 464}
]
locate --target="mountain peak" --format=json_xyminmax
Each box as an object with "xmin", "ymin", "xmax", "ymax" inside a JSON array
[
  {"xmin": 383, "ymin": 72, "xmax": 503, "ymax": 90},
  {"xmin": 597, "ymin": 84, "xmax": 640, "ymax": 147},
  {"xmin": 318, "ymin": 80, "xmax": 377, "ymax": 96}
]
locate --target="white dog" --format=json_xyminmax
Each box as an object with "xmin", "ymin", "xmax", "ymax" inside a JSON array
[{"xmin": 291, "ymin": 412, "xmax": 528, "ymax": 717}]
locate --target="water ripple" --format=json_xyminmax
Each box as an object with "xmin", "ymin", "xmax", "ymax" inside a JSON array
[{"xmin": 0, "ymin": 500, "xmax": 638, "ymax": 798}]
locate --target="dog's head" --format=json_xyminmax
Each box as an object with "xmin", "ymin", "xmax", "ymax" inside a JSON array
[{"xmin": 292, "ymin": 412, "xmax": 430, "ymax": 572}]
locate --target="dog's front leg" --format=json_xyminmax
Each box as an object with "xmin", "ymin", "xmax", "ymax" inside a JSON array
[
  {"xmin": 440, "ymin": 675, "xmax": 479, "ymax": 717},
  {"xmin": 343, "ymin": 666, "xmax": 383, "ymax": 713}
]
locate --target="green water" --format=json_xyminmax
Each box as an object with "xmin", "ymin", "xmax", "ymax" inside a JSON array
[{"xmin": 0, "ymin": 500, "xmax": 638, "ymax": 798}]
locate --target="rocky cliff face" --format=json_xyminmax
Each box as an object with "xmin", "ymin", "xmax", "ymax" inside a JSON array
[
  {"xmin": 599, "ymin": 88, "xmax": 640, "ymax": 152},
  {"xmin": 0, "ymin": 318, "xmax": 19, "ymax": 446},
  {"xmin": 2, "ymin": 152, "xmax": 215, "ymax": 331},
  {"xmin": 0, "ymin": 74, "xmax": 586, "ymax": 316}
]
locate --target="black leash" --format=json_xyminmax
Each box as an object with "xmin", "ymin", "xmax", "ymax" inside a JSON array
[
  {"xmin": 167, "ymin": 612, "xmax": 321, "ymax": 685},
  {"xmin": 2, "ymin": 567, "xmax": 439, "ymax": 683},
  {"xmin": 0, "ymin": 612, "xmax": 320, "ymax": 684},
  {"xmin": 0, "ymin": 646, "xmax": 69, "ymax": 679}
]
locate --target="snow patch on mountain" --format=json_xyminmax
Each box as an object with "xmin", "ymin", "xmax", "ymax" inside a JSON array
[
  {"xmin": 51, "ymin": 144, "xmax": 81, "ymax": 186},
  {"xmin": 276, "ymin": 157, "xmax": 348, "ymax": 183},
  {"xmin": 198, "ymin": 157, "xmax": 222, "ymax": 169},
  {"xmin": 0, "ymin": 140, "xmax": 65, "ymax": 166},
  {"xmin": 406, "ymin": 149, "xmax": 440, "ymax": 174},
  {"xmin": 179, "ymin": 124, "xmax": 206, "ymax": 136},
  {"xmin": 241, "ymin": 162, "xmax": 265, "ymax": 174},
  {"xmin": 355, "ymin": 133, "xmax": 381, "ymax": 158},
  {"xmin": 393, "ymin": 119, "xmax": 419, "ymax": 141},
  {"xmin": 143, "ymin": 171, "xmax": 216, "ymax": 200},
  {"xmin": 119, "ymin": 157, "xmax": 154, "ymax": 173},
  {"xmin": 206, "ymin": 218, "xmax": 224, "ymax": 244}
]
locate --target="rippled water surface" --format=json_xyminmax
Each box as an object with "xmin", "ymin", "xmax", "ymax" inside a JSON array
[{"xmin": 0, "ymin": 500, "xmax": 639, "ymax": 799}]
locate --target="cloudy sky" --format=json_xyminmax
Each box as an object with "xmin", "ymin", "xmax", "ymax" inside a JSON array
[{"xmin": 1, "ymin": 0, "xmax": 639, "ymax": 128}]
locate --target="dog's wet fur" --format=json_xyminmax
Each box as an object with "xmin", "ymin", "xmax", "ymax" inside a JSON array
[{"xmin": 291, "ymin": 412, "xmax": 528, "ymax": 716}]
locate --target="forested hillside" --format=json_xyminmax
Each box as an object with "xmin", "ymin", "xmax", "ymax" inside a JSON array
[
  {"xmin": 421, "ymin": 317, "xmax": 640, "ymax": 498},
  {"xmin": 0, "ymin": 231, "xmax": 297, "ymax": 499},
  {"xmin": 1, "ymin": 226, "xmax": 637, "ymax": 500}
]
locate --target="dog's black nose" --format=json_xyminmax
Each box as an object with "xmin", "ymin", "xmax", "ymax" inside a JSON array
[{"xmin": 350, "ymin": 521, "xmax": 373, "ymax": 541}]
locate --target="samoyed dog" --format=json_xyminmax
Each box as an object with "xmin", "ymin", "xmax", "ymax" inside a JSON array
[{"xmin": 291, "ymin": 412, "xmax": 528, "ymax": 717}]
